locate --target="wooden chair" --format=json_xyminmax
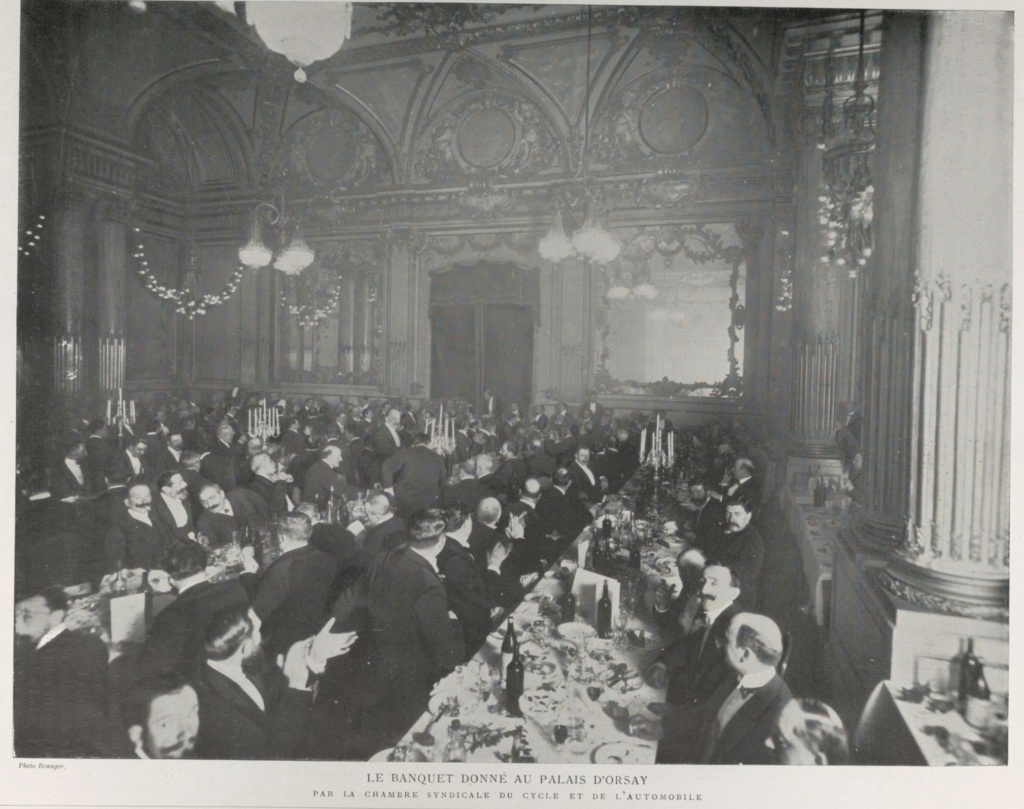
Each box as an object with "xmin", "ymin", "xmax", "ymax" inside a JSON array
[{"xmin": 777, "ymin": 631, "xmax": 794, "ymax": 680}]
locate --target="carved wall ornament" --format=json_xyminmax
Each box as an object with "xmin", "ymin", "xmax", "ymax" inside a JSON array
[
  {"xmin": 286, "ymin": 108, "xmax": 393, "ymax": 195},
  {"xmin": 873, "ymin": 570, "xmax": 1009, "ymax": 623},
  {"xmin": 414, "ymin": 92, "xmax": 563, "ymax": 184}
]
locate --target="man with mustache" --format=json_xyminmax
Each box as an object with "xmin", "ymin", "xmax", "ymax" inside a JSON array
[
  {"xmin": 710, "ymin": 496, "xmax": 764, "ymax": 610},
  {"xmin": 123, "ymin": 675, "xmax": 200, "ymax": 759},
  {"xmin": 648, "ymin": 563, "xmax": 743, "ymax": 720}
]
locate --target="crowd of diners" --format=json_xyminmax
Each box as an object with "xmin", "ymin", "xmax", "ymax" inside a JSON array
[{"xmin": 14, "ymin": 389, "xmax": 849, "ymax": 764}]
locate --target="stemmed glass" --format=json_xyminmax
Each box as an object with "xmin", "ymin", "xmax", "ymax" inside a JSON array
[{"xmin": 551, "ymin": 639, "xmax": 587, "ymax": 748}]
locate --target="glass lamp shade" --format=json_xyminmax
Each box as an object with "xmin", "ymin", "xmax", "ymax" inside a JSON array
[
  {"xmin": 632, "ymin": 283, "xmax": 659, "ymax": 300},
  {"xmin": 606, "ymin": 284, "xmax": 631, "ymax": 299},
  {"xmin": 247, "ymin": 2, "xmax": 353, "ymax": 81},
  {"xmin": 538, "ymin": 209, "xmax": 575, "ymax": 261},
  {"xmin": 239, "ymin": 236, "xmax": 273, "ymax": 269},
  {"xmin": 572, "ymin": 226, "xmax": 621, "ymax": 264}
]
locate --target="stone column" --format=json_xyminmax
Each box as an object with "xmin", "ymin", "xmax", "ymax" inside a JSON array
[
  {"xmin": 875, "ymin": 11, "xmax": 1011, "ymax": 615},
  {"xmin": 95, "ymin": 194, "xmax": 130, "ymax": 393},
  {"xmin": 50, "ymin": 186, "xmax": 93, "ymax": 397}
]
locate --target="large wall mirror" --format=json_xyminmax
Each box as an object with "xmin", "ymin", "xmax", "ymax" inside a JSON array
[
  {"xmin": 595, "ymin": 223, "xmax": 747, "ymax": 397},
  {"xmin": 277, "ymin": 239, "xmax": 385, "ymax": 386}
]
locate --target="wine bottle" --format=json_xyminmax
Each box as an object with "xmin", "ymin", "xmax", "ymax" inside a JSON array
[
  {"xmin": 602, "ymin": 517, "xmax": 614, "ymax": 539},
  {"xmin": 965, "ymin": 656, "xmax": 992, "ymax": 729},
  {"xmin": 113, "ymin": 564, "xmax": 128, "ymax": 596},
  {"xmin": 501, "ymin": 619, "xmax": 516, "ymax": 676},
  {"xmin": 506, "ymin": 644, "xmax": 525, "ymax": 717},
  {"xmin": 629, "ymin": 537, "xmax": 642, "ymax": 570},
  {"xmin": 958, "ymin": 638, "xmax": 980, "ymax": 716},
  {"xmin": 597, "ymin": 581, "xmax": 613, "ymax": 639},
  {"xmin": 140, "ymin": 569, "xmax": 153, "ymax": 623},
  {"xmin": 560, "ymin": 589, "xmax": 577, "ymax": 623}
]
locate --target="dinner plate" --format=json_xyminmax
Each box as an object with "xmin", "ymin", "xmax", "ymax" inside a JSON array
[
  {"xmin": 368, "ymin": 747, "xmax": 394, "ymax": 762},
  {"xmin": 525, "ymin": 659, "xmax": 559, "ymax": 679},
  {"xmin": 625, "ymin": 628, "xmax": 661, "ymax": 651},
  {"xmin": 591, "ymin": 741, "xmax": 654, "ymax": 765},
  {"xmin": 519, "ymin": 688, "xmax": 566, "ymax": 720},
  {"xmin": 557, "ymin": 622, "xmax": 597, "ymax": 643}
]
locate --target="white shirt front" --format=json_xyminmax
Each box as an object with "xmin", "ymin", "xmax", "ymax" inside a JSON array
[
  {"xmin": 161, "ymin": 492, "xmax": 188, "ymax": 528},
  {"xmin": 206, "ymin": 659, "xmax": 265, "ymax": 711},
  {"xmin": 167, "ymin": 446, "xmax": 181, "ymax": 463},
  {"xmin": 65, "ymin": 458, "xmax": 84, "ymax": 487},
  {"xmin": 386, "ymin": 424, "xmax": 401, "ymax": 446},
  {"xmin": 128, "ymin": 508, "xmax": 153, "ymax": 527},
  {"xmin": 36, "ymin": 623, "xmax": 68, "ymax": 650},
  {"xmin": 575, "ymin": 461, "xmax": 596, "ymax": 486},
  {"xmin": 716, "ymin": 666, "xmax": 777, "ymax": 732},
  {"xmin": 128, "ymin": 452, "xmax": 142, "ymax": 476}
]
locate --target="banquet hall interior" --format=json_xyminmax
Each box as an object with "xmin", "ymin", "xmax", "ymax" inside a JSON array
[{"xmin": 13, "ymin": 2, "xmax": 1010, "ymax": 766}]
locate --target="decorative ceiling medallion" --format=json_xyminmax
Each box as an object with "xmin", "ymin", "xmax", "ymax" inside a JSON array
[
  {"xmin": 638, "ymin": 86, "xmax": 708, "ymax": 154},
  {"xmin": 287, "ymin": 109, "xmax": 391, "ymax": 193},
  {"xmin": 415, "ymin": 93, "xmax": 562, "ymax": 184},
  {"xmin": 457, "ymin": 108, "xmax": 517, "ymax": 169}
]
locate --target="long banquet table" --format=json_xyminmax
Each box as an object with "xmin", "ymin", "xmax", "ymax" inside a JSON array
[{"xmin": 384, "ymin": 491, "xmax": 691, "ymax": 764}]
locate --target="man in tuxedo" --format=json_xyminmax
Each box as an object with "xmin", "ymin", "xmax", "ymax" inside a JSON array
[
  {"xmin": 524, "ymin": 436, "xmax": 556, "ymax": 487},
  {"xmin": 138, "ymin": 542, "xmax": 253, "ymax": 678},
  {"xmin": 371, "ymin": 407, "xmax": 404, "ymax": 485},
  {"xmin": 725, "ymin": 457, "xmax": 758, "ymax": 503},
  {"xmin": 83, "ymin": 419, "xmax": 114, "ymax": 493},
  {"xmin": 491, "ymin": 441, "xmax": 527, "ymax": 503},
  {"xmin": 280, "ymin": 417, "xmax": 308, "ymax": 458},
  {"xmin": 381, "ymin": 432, "xmax": 448, "ymax": 519},
  {"xmin": 658, "ymin": 612, "xmax": 791, "ymax": 765},
  {"xmin": 441, "ymin": 458, "xmax": 493, "ymax": 513},
  {"xmin": 14, "ymin": 587, "xmax": 110, "ymax": 757},
  {"xmin": 201, "ymin": 424, "xmax": 241, "ymax": 494},
  {"xmin": 248, "ymin": 513, "xmax": 339, "ymax": 658},
  {"xmin": 106, "ymin": 483, "xmax": 169, "ymax": 571},
  {"xmin": 701, "ymin": 496, "xmax": 764, "ymax": 609},
  {"xmin": 192, "ymin": 605, "xmax": 355, "ymax": 759},
  {"xmin": 196, "ymin": 483, "xmax": 268, "ymax": 548},
  {"xmin": 302, "ymin": 446, "xmax": 348, "ymax": 511},
  {"xmin": 531, "ymin": 404, "xmax": 548, "ymax": 432},
  {"xmin": 105, "ymin": 435, "xmax": 150, "ymax": 487},
  {"xmin": 482, "ymin": 388, "xmax": 502, "ymax": 419},
  {"xmin": 506, "ymin": 477, "xmax": 555, "ymax": 574},
  {"xmin": 468, "ymin": 497, "xmax": 524, "ymax": 611},
  {"xmin": 454, "ymin": 419, "xmax": 479, "ymax": 464},
  {"xmin": 152, "ymin": 470, "xmax": 196, "ymax": 547},
  {"xmin": 50, "ymin": 441, "xmax": 88, "ymax": 501},
  {"xmin": 568, "ymin": 446, "xmax": 604, "ymax": 505},
  {"xmin": 536, "ymin": 467, "xmax": 591, "ymax": 551},
  {"xmin": 121, "ymin": 674, "xmax": 200, "ymax": 759},
  {"xmin": 577, "ymin": 391, "xmax": 605, "ymax": 426},
  {"xmin": 649, "ymin": 563, "xmax": 742, "ymax": 719},
  {"xmin": 149, "ymin": 430, "xmax": 185, "ymax": 480},
  {"xmin": 357, "ymin": 492, "xmax": 408, "ymax": 562},
  {"xmin": 327, "ymin": 510, "xmax": 465, "ymax": 759},
  {"xmin": 248, "ymin": 453, "xmax": 293, "ymax": 517}
]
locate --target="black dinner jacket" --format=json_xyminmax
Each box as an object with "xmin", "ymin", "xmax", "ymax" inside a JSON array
[
  {"xmin": 382, "ymin": 445, "xmax": 448, "ymax": 517},
  {"xmin": 138, "ymin": 578, "xmax": 251, "ymax": 679},
  {"xmin": 200, "ymin": 442, "xmax": 239, "ymax": 494},
  {"xmin": 358, "ymin": 514, "xmax": 409, "ymax": 564},
  {"xmin": 441, "ymin": 477, "xmax": 495, "ymax": 513},
  {"xmin": 468, "ymin": 521, "xmax": 523, "ymax": 610},
  {"xmin": 108, "ymin": 510, "xmax": 171, "ymax": 571},
  {"xmin": 535, "ymin": 484, "xmax": 590, "ymax": 550},
  {"xmin": 250, "ymin": 543, "xmax": 339, "ymax": 658},
  {"xmin": 699, "ymin": 525, "xmax": 764, "ymax": 610},
  {"xmin": 247, "ymin": 474, "xmax": 291, "ymax": 517},
  {"xmin": 192, "ymin": 657, "xmax": 312, "ymax": 760},
  {"xmin": 437, "ymin": 536, "xmax": 494, "ymax": 660},
  {"xmin": 84, "ymin": 434, "xmax": 113, "ymax": 493},
  {"xmin": 104, "ymin": 449, "xmax": 148, "ymax": 486},
  {"xmin": 655, "ymin": 602, "xmax": 740, "ymax": 709},
  {"xmin": 151, "ymin": 492, "xmax": 196, "ymax": 546},
  {"xmin": 660, "ymin": 672, "xmax": 792, "ymax": 765},
  {"xmin": 568, "ymin": 460, "xmax": 602, "ymax": 504},
  {"xmin": 301, "ymin": 459, "xmax": 347, "ymax": 508},
  {"xmin": 50, "ymin": 460, "xmax": 86, "ymax": 500}
]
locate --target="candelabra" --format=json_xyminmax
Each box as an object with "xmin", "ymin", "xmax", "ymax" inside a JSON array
[
  {"xmin": 106, "ymin": 389, "xmax": 136, "ymax": 439},
  {"xmin": 248, "ymin": 401, "xmax": 281, "ymax": 441},
  {"xmin": 427, "ymin": 415, "xmax": 456, "ymax": 455}
]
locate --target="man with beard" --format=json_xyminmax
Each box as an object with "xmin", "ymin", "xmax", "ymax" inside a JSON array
[
  {"xmin": 704, "ymin": 497, "xmax": 764, "ymax": 609},
  {"xmin": 192, "ymin": 605, "xmax": 356, "ymax": 759},
  {"xmin": 196, "ymin": 482, "xmax": 268, "ymax": 548},
  {"xmin": 666, "ymin": 480, "xmax": 724, "ymax": 549},
  {"xmin": 122, "ymin": 675, "xmax": 200, "ymax": 759},
  {"xmin": 107, "ymin": 483, "xmax": 168, "ymax": 571},
  {"xmin": 152, "ymin": 470, "xmax": 197, "ymax": 547},
  {"xmin": 649, "ymin": 563, "xmax": 743, "ymax": 724}
]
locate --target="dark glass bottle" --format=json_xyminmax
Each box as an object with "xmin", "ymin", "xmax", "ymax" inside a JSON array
[
  {"xmin": 813, "ymin": 477, "xmax": 825, "ymax": 508},
  {"xmin": 629, "ymin": 537, "xmax": 642, "ymax": 570},
  {"xmin": 958, "ymin": 638, "xmax": 980, "ymax": 715},
  {"xmin": 501, "ymin": 619, "xmax": 516, "ymax": 675},
  {"xmin": 140, "ymin": 570, "xmax": 153, "ymax": 623},
  {"xmin": 112, "ymin": 564, "xmax": 128, "ymax": 596},
  {"xmin": 506, "ymin": 644, "xmax": 525, "ymax": 717},
  {"xmin": 560, "ymin": 589, "xmax": 577, "ymax": 623},
  {"xmin": 597, "ymin": 581, "xmax": 613, "ymax": 639},
  {"xmin": 965, "ymin": 653, "xmax": 992, "ymax": 728}
]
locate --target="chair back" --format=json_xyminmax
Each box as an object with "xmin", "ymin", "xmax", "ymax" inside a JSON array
[{"xmin": 777, "ymin": 630, "xmax": 793, "ymax": 679}]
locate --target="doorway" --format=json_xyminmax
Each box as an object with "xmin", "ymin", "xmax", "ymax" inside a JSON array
[{"xmin": 428, "ymin": 262, "xmax": 539, "ymax": 411}]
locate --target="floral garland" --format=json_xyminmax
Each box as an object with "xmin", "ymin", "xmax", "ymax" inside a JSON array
[
  {"xmin": 281, "ymin": 283, "xmax": 343, "ymax": 329},
  {"xmin": 131, "ymin": 227, "xmax": 245, "ymax": 320}
]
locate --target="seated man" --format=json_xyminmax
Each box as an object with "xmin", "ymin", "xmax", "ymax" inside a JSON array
[
  {"xmin": 14, "ymin": 586, "xmax": 111, "ymax": 757},
  {"xmin": 658, "ymin": 612, "xmax": 792, "ymax": 765},
  {"xmin": 122, "ymin": 674, "xmax": 200, "ymax": 759},
  {"xmin": 702, "ymin": 496, "xmax": 764, "ymax": 609},
  {"xmin": 357, "ymin": 491, "xmax": 408, "ymax": 563},
  {"xmin": 247, "ymin": 452, "xmax": 293, "ymax": 517},
  {"xmin": 468, "ymin": 497, "xmax": 525, "ymax": 611},
  {"xmin": 107, "ymin": 483, "xmax": 170, "ymax": 572},
  {"xmin": 152, "ymin": 470, "xmax": 197, "ymax": 547},
  {"xmin": 648, "ymin": 563, "xmax": 742, "ymax": 713},
  {"xmin": 192, "ymin": 605, "xmax": 356, "ymax": 759},
  {"xmin": 196, "ymin": 482, "xmax": 268, "ymax": 548}
]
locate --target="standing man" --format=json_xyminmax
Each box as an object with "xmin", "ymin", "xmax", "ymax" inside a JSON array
[
  {"xmin": 381, "ymin": 432, "xmax": 448, "ymax": 519},
  {"xmin": 371, "ymin": 407, "xmax": 404, "ymax": 485},
  {"xmin": 302, "ymin": 445, "xmax": 348, "ymax": 512}
]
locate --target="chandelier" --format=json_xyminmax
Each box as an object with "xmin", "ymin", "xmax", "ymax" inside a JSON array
[
  {"xmin": 243, "ymin": 1, "xmax": 353, "ymax": 83},
  {"xmin": 239, "ymin": 201, "xmax": 315, "ymax": 275},
  {"xmin": 538, "ymin": 5, "xmax": 620, "ymax": 265}
]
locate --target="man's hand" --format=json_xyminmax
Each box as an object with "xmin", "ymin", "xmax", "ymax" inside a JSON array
[
  {"xmin": 306, "ymin": 617, "xmax": 358, "ymax": 675},
  {"xmin": 487, "ymin": 539, "xmax": 512, "ymax": 572},
  {"xmin": 646, "ymin": 661, "xmax": 669, "ymax": 690},
  {"xmin": 505, "ymin": 513, "xmax": 525, "ymax": 541},
  {"xmin": 240, "ymin": 545, "xmax": 259, "ymax": 574},
  {"xmin": 653, "ymin": 579, "xmax": 677, "ymax": 612}
]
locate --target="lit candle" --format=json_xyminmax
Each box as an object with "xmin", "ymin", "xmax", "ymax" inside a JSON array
[
  {"xmin": 640, "ymin": 428, "xmax": 646, "ymax": 460},
  {"xmin": 106, "ymin": 399, "xmax": 111, "ymax": 422}
]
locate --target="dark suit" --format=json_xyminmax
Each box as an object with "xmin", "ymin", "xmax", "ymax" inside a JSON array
[
  {"xmin": 437, "ymin": 537, "xmax": 493, "ymax": 659},
  {"xmin": 358, "ymin": 514, "xmax": 408, "ymax": 563},
  {"xmin": 280, "ymin": 428, "xmax": 308, "ymax": 458},
  {"xmin": 578, "ymin": 401, "xmax": 605, "ymax": 425},
  {"xmin": 568, "ymin": 460, "xmax": 602, "ymax": 504},
  {"xmin": 381, "ymin": 445, "xmax": 448, "ymax": 518},
  {"xmin": 536, "ymin": 485, "xmax": 590, "ymax": 550},
  {"xmin": 13, "ymin": 629, "xmax": 110, "ymax": 757},
  {"xmin": 302, "ymin": 459, "xmax": 347, "ymax": 510},
  {"xmin": 655, "ymin": 603, "xmax": 739, "ymax": 710},
  {"xmin": 248, "ymin": 475, "xmax": 291, "ymax": 517},
  {"xmin": 200, "ymin": 441, "xmax": 239, "ymax": 494},
  {"xmin": 659, "ymin": 672, "xmax": 792, "ymax": 765},
  {"xmin": 441, "ymin": 478, "xmax": 495, "ymax": 513},
  {"xmin": 193, "ymin": 657, "xmax": 312, "ymax": 760},
  {"xmin": 104, "ymin": 450, "xmax": 148, "ymax": 486},
  {"xmin": 454, "ymin": 431, "xmax": 478, "ymax": 464},
  {"xmin": 151, "ymin": 492, "xmax": 195, "ymax": 546},
  {"xmin": 196, "ymin": 488, "xmax": 269, "ymax": 548},
  {"xmin": 107, "ymin": 511, "xmax": 170, "ymax": 571},
  {"xmin": 700, "ymin": 525, "xmax": 765, "ymax": 609},
  {"xmin": 149, "ymin": 446, "xmax": 183, "ymax": 479},
  {"xmin": 251, "ymin": 544, "xmax": 339, "ymax": 658},
  {"xmin": 84, "ymin": 434, "xmax": 113, "ymax": 493},
  {"xmin": 483, "ymin": 394, "xmax": 503, "ymax": 419},
  {"xmin": 138, "ymin": 579, "xmax": 251, "ymax": 678},
  {"xmin": 468, "ymin": 522, "xmax": 523, "ymax": 610},
  {"xmin": 505, "ymin": 499, "xmax": 550, "ymax": 575},
  {"xmin": 50, "ymin": 459, "xmax": 87, "ymax": 500},
  {"xmin": 370, "ymin": 425, "xmax": 403, "ymax": 485},
  {"xmin": 328, "ymin": 547, "xmax": 464, "ymax": 756}
]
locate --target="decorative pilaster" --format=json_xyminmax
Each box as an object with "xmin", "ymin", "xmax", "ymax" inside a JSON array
[
  {"xmin": 96, "ymin": 194, "xmax": 131, "ymax": 392},
  {"xmin": 50, "ymin": 186, "xmax": 94, "ymax": 398}
]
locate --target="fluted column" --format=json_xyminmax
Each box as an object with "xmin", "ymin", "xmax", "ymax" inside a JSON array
[
  {"xmin": 95, "ymin": 195, "xmax": 130, "ymax": 393},
  {"xmin": 51, "ymin": 187, "xmax": 93, "ymax": 397},
  {"xmin": 876, "ymin": 12, "xmax": 1011, "ymax": 615}
]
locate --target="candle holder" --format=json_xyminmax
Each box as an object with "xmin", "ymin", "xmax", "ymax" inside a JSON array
[{"xmin": 248, "ymin": 401, "xmax": 281, "ymax": 442}]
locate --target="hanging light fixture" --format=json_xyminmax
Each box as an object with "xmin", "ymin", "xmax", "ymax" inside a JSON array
[
  {"xmin": 245, "ymin": 1, "xmax": 354, "ymax": 83},
  {"xmin": 239, "ymin": 201, "xmax": 315, "ymax": 275},
  {"xmin": 538, "ymin": 5, "xmax": 620, "ymax": 265}
]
